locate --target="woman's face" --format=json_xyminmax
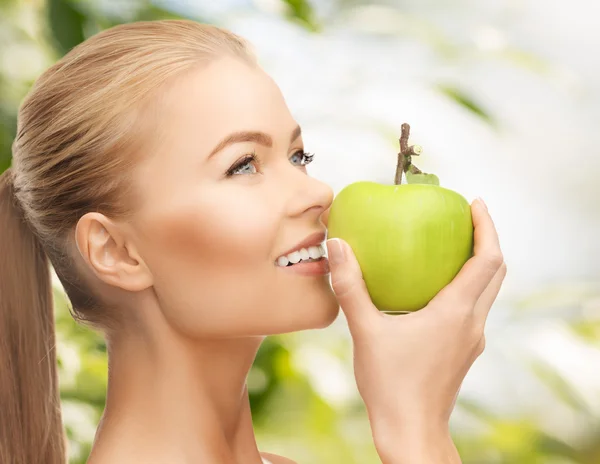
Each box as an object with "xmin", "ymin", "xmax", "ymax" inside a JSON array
[{"xmin": 130, "ymin": 56, "xmax": 339, "ymax": 337}]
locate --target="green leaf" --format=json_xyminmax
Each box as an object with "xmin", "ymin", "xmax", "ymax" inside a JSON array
[
  {"xmin": 136, "ymin": 4, "xmax": 185, "ymax": 21},
  {"xmin": 516, "ymin": 281, "xmax": 598, "ymax": 312},
  {"xmin": 456, "ymin": 396, "xmax": 497, "ymax": 422},
  {"xmin": 536, "ymin": 432, "xmax": 581, "ymax": 460},
  {"xmin": 498, "ymin": 48, "xmax": 551, "ymax": 75},
  {"xmin": 47, "ymin": 0, "xmax": 86, "ymax": 56},
  {"xmin": 406, "ymin": 170, "xmax": 440, "ymax": 186},
  {"xmin": 249, "ymin": 337, "xmax": 288, "ymax": 423},
  {"xmin": 0, "ymin": 107, "xmax": 16, "ymax": 174},
  {"xmin": 568, "ymin": 320, "xmax": 600, "ymax": 344},
  {"xmin": 437, "ymin": 84, "xmax": 495, "ymax": 126},
  {"xmin": 528, "ymin": 357, "xmax": 590, "ymax": 415},
  {"xmin": 281, "ymin": 0, "xmax": 320, "ymax": 32},
  {"xmin": 0, "ymin": 0, "xmax": 16, "ymax": 9}
]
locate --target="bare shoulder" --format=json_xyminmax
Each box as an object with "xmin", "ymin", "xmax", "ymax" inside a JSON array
[{"xmin": 261, "ymin": 451, "xmax": 297, "ymax": 464}]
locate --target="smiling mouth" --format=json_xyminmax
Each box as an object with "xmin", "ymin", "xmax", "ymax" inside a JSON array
[{"xmin": 275, "ymin": 244, "xmax": 327, "ymax": 267}]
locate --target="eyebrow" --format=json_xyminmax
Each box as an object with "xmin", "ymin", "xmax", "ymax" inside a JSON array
[{"xmin": 207, "ymin": 125, "xmax": 302, "ymax": 159}]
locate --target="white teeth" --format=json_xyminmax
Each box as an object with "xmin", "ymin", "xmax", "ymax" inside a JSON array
[
  {"xmin": 299, "ymin": 248, "xmax": 310, "ymax": 260},
  {"xmin": 308, "ymin": 246, "xmax": 321, "ymax": 259},
  {"xmin": 288, "ymin": 251, "xmax": 301, "ymax": 264},
  {"xmin": 276, "ymin": 242, "xmax": 327, "ymax": 266}
]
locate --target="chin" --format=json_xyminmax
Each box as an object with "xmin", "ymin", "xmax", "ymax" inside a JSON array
[
  {"xmin": 313, "ymin": 296, "xmax": 341, "ymax": 329},
  {"xmin": 285, "ymin": 288, "xmax": 340, "ymax": 333}
]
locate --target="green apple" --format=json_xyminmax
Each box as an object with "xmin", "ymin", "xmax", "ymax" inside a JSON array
[{"xmin": 326, "ymin": 124, "xmax": 474, "ymax": 313}]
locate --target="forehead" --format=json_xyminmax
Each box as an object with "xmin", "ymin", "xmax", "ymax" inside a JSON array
[{"xmin": 153, "ymin": 57, "xmax": 294, "ymax": 142}]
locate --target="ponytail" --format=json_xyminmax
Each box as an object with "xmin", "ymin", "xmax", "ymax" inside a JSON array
[{"xmin": 0, "ymin": 168, "xmax": 66, "ymax": 464}]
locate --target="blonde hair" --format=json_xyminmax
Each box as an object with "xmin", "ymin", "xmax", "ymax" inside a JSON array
[{"xmin": 0, "ymin": 20, "xmax": 255, "ymax": 464}]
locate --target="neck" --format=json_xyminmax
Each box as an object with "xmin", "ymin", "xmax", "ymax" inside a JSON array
[{"xmin": 89, "ymin": 324, "xmax": 265, "ymax": 464}]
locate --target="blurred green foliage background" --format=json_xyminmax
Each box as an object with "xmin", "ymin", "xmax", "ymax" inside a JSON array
[{"xmin": 1, "ymin": 0, "xmax": 599, "ymax": 463}]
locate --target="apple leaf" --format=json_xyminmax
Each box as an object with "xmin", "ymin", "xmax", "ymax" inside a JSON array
[{"xmin": 406, "ymin": 171, "xmax": 440, "ymax": 186}]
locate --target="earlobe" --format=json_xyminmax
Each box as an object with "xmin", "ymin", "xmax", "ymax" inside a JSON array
[{"xmin": 75, "ymin": 212, "xmax": 153, "ymax": 292}]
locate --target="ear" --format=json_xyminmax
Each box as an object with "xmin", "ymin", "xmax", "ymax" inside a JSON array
[{"xmin": 74, "ymin": 212, "xmax": 153, "ymax": 292}]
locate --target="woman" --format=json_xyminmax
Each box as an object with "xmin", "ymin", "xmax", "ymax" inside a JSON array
[{"xmin": 0, "ymin": 20, "xmax": 506, "ymax": 464}]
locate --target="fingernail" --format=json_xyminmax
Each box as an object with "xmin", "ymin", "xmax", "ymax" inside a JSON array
[
  {"xmin": 477, "ymin": 197, "xmax": 488, "ymax": 211},
  {"xmin": 326, "ymin": 238, "xmax": 346, "ymax": 265}
]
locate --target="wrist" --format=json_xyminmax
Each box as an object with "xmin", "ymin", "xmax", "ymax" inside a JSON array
[{"xmin": 372, "ymin": 419, "xmax": 460, "ymax": 464}]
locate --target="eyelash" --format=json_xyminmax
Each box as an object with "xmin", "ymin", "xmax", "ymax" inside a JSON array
[{"xmin": 225, "ymin": 150, "xmax": 315, "ymax": 177}]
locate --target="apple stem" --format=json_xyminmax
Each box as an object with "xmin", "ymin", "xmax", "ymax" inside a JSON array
[{"xmin": 395, "ymin": 123, "xmax": 423, "ymax": 185}]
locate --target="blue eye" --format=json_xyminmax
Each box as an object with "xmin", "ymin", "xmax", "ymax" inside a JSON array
[
  {"xmin": 226, "ymin": 153, "xmax": 259, "ymax": 176},
  {"xmin": 290, "ymin": 150, "xmax": 315, "ymax": 166}
]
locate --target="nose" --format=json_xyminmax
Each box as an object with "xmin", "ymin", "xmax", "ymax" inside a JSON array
[{"xmin": 285, "ymin": 170, "xmax": 334, "ymax": 223}]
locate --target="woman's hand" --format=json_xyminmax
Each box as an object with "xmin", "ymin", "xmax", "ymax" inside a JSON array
[{"xmin": 325, "ymin": 198, "xmax": 506, "ymax": 464}]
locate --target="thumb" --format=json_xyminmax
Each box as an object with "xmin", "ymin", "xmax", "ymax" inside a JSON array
[{"xmin": 326, "ymin": 238, "xmax": 379, "ymax": 334}]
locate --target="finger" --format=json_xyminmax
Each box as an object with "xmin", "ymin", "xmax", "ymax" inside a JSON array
[
  {"xmin": 474, "ymin": 261, "xmax": 507, "ymax": 325},
  {"xmin": 431, "ymin": 198, "xmax": 503, "ymax": 309},
  {"xmin": 326, "ymin": 238, "xmax": 379, "ymax": 336}
]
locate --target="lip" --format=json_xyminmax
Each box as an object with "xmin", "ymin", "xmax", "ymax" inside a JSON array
[
  {"xmin": 281, "ymin": 258, "xmax": 330, "ymax": 276},
  {"xmin": 278, "ymin": 230, "xmax": 327, "ymax": 259}
]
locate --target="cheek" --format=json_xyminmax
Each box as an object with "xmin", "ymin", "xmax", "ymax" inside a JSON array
[
  {"xmin": 156, "ymin": 195, "xmax": 276, "ymax": 265},
  {"xmin": 137, "ymin": 189, "xmax": 281, "ymax": 332}
]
